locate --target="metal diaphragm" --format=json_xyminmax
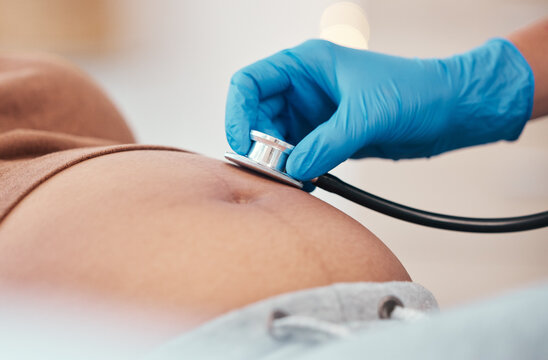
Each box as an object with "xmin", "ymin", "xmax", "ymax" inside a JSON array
[{"xmin": 224, "ymin": 130, "xmax": 303, "ymax": 188}]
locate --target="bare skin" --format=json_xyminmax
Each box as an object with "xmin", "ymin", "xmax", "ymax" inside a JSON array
[
  {"xmin": 0, "ymin": 150, "xmax": 410, "ymax": 329},
  {"xmin": 507, "ymin": 17, "xmax": 548, "ymax": 119}
]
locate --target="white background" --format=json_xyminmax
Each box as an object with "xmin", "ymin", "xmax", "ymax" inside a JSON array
[{"xmin": 72, "ymin": 0, "xmax": 548, "ymax": 307}]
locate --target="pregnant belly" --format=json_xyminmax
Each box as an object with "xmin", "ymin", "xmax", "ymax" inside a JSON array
[{"xmin": 0, "ymin": 150, "xmax": 409, "ymax": 328}]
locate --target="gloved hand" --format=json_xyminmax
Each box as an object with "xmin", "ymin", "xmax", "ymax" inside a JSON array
[{"xmin": 225, "ymin": 38, "xmax": 534, "ymax": 181}]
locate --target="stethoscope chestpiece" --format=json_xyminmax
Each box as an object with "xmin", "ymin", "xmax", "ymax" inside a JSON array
[{"xmin": 225, "ymin": 130, "xmax": 304, "ymax": 188}]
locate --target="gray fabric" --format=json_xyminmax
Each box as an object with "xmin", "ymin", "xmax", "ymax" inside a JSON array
[
  {"xmin": 297, "ymin": 282, "xmax": 548, "ymax": 360},
  {"xmin": 147, "ymin": 281, "xmax": 437, "ymax": 359},
  {"xmin": 147, "ymin": 282, "xmax": 548, "ymax": 359}
]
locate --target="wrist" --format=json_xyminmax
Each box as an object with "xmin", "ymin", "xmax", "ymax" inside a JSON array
[
  {"xmin": 442, "ymin": 38, "xmax": 534, "ymax": 147},
  {"xmin": 506, "ymin": 18, "xmax": 548, "ymax": 119}
]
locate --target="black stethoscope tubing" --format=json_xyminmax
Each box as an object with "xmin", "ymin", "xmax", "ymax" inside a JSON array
[{"xmin": 314, "ymin": 173, "xmax": 548, "ymax": 233}]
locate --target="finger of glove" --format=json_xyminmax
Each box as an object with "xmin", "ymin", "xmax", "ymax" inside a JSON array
[
  {"xmin": 286, "ymin": 107, "xmax": 361, "ymax": 180},
  {"xmin": 225, "ymin": 53, "xmax": 293, "ymax": 155},
  {"xmin": 301, "ymin": 180, "xmax": 317, "ymax": 193},
  {"xmin": 350, "ymin": 145, "xmax": 390, "ymax": 159},
  {"xmin": 254, "ymin": 95, "xmax": 286, "ymax": 140},
  {"xmin": 351, "ymin": 141, "xmax": 440, "ymax": 160},
  {"xmin": 259, "ymin": 94, "xmax": 286, "ymax": 119}
]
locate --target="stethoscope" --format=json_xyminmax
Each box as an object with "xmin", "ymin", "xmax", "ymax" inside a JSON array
[{"xmin": 225, "ymin": 130, "xmax": 548, "ymax": 233}]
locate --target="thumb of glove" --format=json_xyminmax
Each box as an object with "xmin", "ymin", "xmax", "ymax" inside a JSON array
[{"xmin": 286, "ymin": 105, "xmax": 362, "ymax": 180}]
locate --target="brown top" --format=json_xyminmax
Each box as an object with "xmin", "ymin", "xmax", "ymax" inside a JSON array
[{"xmin": 0, "ymin": 52, "xmax": 183, "ymax": 224}]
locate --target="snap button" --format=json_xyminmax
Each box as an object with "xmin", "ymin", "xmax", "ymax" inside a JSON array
[
  {"xmin": 378, "ymin": 295, "xmax": 404, "ymax": 319},
  {"xmin": 268, "ymin": 309, "xmax": 290, "ymax": 340}
]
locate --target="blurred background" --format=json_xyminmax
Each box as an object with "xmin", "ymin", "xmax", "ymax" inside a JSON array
[{"xmin": 0, "ymin": 0, "xmax": 547, "ymax": 308}]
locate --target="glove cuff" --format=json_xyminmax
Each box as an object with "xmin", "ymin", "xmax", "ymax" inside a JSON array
[{"xmin": 444, "ymin": 38, "xmax": 535, "ymax": 147}]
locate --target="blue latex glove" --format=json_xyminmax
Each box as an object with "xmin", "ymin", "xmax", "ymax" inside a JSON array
[{"xmin": 225, "ymin": 39, "xmax": 534, "ymax": 181}]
